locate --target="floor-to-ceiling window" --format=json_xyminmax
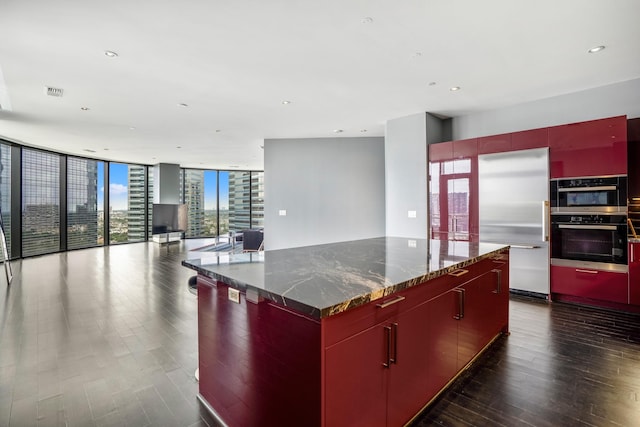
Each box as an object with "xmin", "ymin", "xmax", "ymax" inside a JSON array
[
  {"xmin": 22, "ymin": 148, "xmax": 61, "ymax": 256},
  {"xmin": 67, "ymin": 157, "xmax": 104, "ymax": 250},
  {"xmin": 251, "ymin": 171, "xmax": 264, "ymax": 229},
  {"xmin": 0, "ymin": 143, "xmax": 11, "ymax": 258},
  {"xmin": 181, "ymin": 169, "xmax": 263, "ymax": 238},
  {"xmin": 109, "ymin": 163, "xmax": 148, "ymax": 244},
  {"xmin": 218, "ymin": 171, "xmax": 230, "ymax": 235}
]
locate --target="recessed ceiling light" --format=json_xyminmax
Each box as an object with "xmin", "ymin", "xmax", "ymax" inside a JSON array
[
  {"xmin": 178, "ymin": 103, "xmax": 188, "ymax": 107},
  {"xmin": 176, "ymin": 146, "xmax": 182, "ymax": 149},
  {"xmin": 83, "ymin": 149, "xmax": 96, "ymax": 153},
  {"xmin": 80, "ymin": 107, "xmax": 90, "ymax": 110},
  {"xmin": 428, "ymin": 82, "xmax": 437, "ymax": 86},
  {"xmin": 361, "ymin": 17, "xmax": 373, "ymax": 24},
  {"xmin": 104, "ymin": 50, "xmax": 118, "ymax": 58},
  {"xmin": 104, "ymin": 148, "xmax": 109, "ymax": 151},
  {"xmin": 360, "ymin": 129, "xmax": 367, "ymax": 133},
  {"xmin": 282, "ymin": 100, "xmax": 291, "ymax": 105},
  {"xmin": 588, "ymin": 45, "xmax": 605, "ymax": 53},
  {"xmin": 333, "ymin": 129, "xmax": 344, "ymax": 133},
  {"xmin": 412, "ymin": 52, "xmax": 422, "ymax": 58},
  {"xmin": 215, "ymin": 129, "xmax": 221, "ymax": 133},
  {"xmin": 450, "ymin": 86, "xmax": 461, "ymax": 91},
  {"xmin": 129, "ymin": 126, "xmax": 136, "ymax": 131}
]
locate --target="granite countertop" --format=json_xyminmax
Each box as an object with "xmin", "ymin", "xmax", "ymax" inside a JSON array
[{"xmin": 182, "ymin": 237, "xmax": 508, "ymax": 320}]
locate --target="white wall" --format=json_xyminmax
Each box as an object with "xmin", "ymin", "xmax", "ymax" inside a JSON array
[
  {"xmin": 385, "ymin": 113, "xmax": 428, "ymax": 238},
  {"xmin": 264, "ymin": 137, "xmax": 385, "ymax": 250},
  {"xmin": 452, "ymin": 78, "xmax": 640, "ymax": 139},
  {"xmin": 153, "ymin": 163, "xmax": 180, "ymax": 204}
]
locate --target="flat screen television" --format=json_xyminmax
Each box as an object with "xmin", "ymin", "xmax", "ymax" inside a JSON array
[{"xmin": 152, "ymin": 204, "xmax": 187, "ymax": 234}]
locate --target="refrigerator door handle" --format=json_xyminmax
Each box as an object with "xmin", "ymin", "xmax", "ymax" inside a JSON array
[{"xmin": 542, "ymin": 200, "xmax": 550, "ymax": 242}]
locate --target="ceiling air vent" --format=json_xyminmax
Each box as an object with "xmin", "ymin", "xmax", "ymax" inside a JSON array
[{"xmin": 45, "ymin": 86, "xmax": 64, "ymax": 97}]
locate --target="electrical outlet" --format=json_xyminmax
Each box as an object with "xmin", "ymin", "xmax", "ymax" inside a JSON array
[{"xmin": 228, "ymin": 288, "xmax": 240, "ymax": 304}]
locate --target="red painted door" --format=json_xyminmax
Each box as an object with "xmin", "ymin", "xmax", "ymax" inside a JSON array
[
  {"xmin": 549, "ymin": 116, "xmax": 627, "ymax": 178},
  {"xmin": 629, "ymin": 242, "xmax": 640, "ymax": 306},
  {"xmin": 386, "ymin": 302, "xmax": 432, "ymax": 426},
  {"xmin": 426, "ymin": 289, "xmax": 459, "ymax": 397},
  {"xmin": 456, "ymin": 274, "xmax": 486, "ymax": 370},
  {"xmin": 324, "ymin": 324, "xmax": 388, "ymax": 427}
]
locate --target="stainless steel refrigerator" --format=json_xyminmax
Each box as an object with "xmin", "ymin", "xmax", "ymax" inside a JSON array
[{"xmin": 478, "ymin": 147, "xmax": 550, "ymax": 296}]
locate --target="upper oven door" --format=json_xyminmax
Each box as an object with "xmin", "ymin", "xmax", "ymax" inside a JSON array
[{"xmin": 550, "ymin": 176, "xmax": 627, "ymax": 213}]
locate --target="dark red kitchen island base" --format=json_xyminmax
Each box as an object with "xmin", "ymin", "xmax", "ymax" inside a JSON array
[{"xmin": 195, "ymin": 253, "xmax": 509, "ymax": 427}]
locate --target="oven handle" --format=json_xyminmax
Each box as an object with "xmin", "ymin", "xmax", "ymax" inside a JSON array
[
  {"xmin": 557, "ymin": 224, "xmax": 618, "ymax": 231},
  {"xmin": 558, "ymin": 185, "xmax": 617, "ymax": 192}
]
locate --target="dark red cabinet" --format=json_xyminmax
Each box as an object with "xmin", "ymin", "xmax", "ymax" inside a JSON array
[
  {"xmin": 323, "ymin": 255, "xmax": 509, "ymax": 427},
  {"xmin": 478, "ymin": 133, "xmax": 512, "ymax": 154},
  {"xmin": 548, "ymin": 116, "xmax": 627, "ymax": 178},
  {"xmin": 511, "ymin": 128, "xmax": 548, "ymax": 151},
  {"xmin": 551, "ymin": 265, "xmax": 628, "ymax": 304},
  {"xmin": 629, "ymin": 242, "xmax": 640, "ymax": 306}
]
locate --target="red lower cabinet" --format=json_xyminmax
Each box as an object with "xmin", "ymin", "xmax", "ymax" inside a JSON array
[{"xmin": 551, "ymin": 265, "xmax": 628, "ymax": 304}]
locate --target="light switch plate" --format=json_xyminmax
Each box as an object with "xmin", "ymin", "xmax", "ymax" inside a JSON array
[
  {"xmin": 228, "ymin": 288, "xmax": 240, "ymax": 304},
  {"xmin": 408, "ymin": 239, "xmax": 417, "ymax": 248},
  {"xmin": 408, "ymin": 210, "xmax": 417, "ymax": 218},
  {"xmin": 278, "ymin": 209, "xmax": 287, "ymax": 216}
]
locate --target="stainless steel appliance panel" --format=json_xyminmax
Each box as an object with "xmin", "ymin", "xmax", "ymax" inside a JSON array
[{"xmin": 479, "ymin": 148, "xmax": 550, "ymax": 295}]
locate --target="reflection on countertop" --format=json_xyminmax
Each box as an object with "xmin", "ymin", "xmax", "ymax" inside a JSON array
[{"xmin": 183, "ymin": 237, "xmax": 508, "ymax": 319}]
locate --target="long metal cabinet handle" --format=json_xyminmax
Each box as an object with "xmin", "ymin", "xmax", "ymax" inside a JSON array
[
  {"xmin": 448, "ymin": 269, "xmax": 469, "ymax": 277},
  {"xmin": 576, "ymin": 269, "xmax": 598, "ymax": 274},
  {"xmin": 558, "ymin": 185, "xmax": 617, "ymax": 192},
  {"xmin": 492, "ymin": 269, "xmax": 502, "ymax": 294},
  {"xmin": 632, "ymin": 243, "xmax": 635, "ymax": 263},
  {"xmin": 383, "ymin": 326, "xmax": 392, "ymax": 368},
  {"xmin": 558, "ymin": 224, "xmax": 617, "ymax": 231},
  {"xmin": 542, "ymin": 201, "xmax": 550, "ymax": 242},
  {"xmin": 390, "ymin": 323, "xmax": 398, "ymax": 365},
  {"xmin": 453, "ymin": 289, "xmax": 465, "ymax": 320},
  {"xmin": 376, "ymin": 295, "xmax": 405, "ymax": 309}
]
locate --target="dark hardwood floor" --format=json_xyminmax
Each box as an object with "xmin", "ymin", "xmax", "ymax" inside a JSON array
[{"xmin": 0, "ymin": 241, "xmax": 639, "ymax": 426}]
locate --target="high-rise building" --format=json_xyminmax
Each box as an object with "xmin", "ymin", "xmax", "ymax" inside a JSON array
[
  {"xmin": 183, "ymin": 169, "xmax": 204, "ymax": 237},
  {"xmin": 67, "ymin": 157, "xmax": 99, "ymax": 249},
  {"xmin": 228, "ymin": 171, "xmax": 263, "ymax": 232},
  {"xmin": 228, "ymin": 172, "xmax": 251, "ymax": 232},
  {"xmin": 128, "ymin": 165, "xmax": 147, "ymax": 241}
]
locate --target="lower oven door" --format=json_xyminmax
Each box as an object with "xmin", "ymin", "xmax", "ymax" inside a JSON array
[{"xmin": 551, "ymin": 222, "xmax": 627, "ymax": 270}]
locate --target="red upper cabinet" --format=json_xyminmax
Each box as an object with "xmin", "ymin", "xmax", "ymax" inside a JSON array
[
  {"xmin": 549, "ymin": 116, "xmax": 627, "ymax": 178},
  {"xmin": 453, "ymin": 138, "xmax": 478, "ymax": 158},
  {"xmin": 428, "ymin": 141, "xmax": 453, "ymax": 162},
  {"xmin": 511, "ymin": 128, "xmax": 548, "ymax": 151},
  {"xmin": 478, "ymin": 133, "xmax": 511, "ymax": 154}
]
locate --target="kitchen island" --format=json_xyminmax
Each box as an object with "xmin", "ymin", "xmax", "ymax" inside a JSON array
[{"xmin": 182, "ymin": 237, "xmax": 509, "ymax": 427}]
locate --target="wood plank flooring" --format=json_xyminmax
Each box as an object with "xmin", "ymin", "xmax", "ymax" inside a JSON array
[{"xmin": 0, "ymin": 241, "xmax": 639, "ymax": 426}]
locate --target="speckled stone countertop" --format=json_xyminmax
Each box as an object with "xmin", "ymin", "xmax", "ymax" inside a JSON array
[{"xmin": 182, "ymin": 237, "xmax": 508, "ymax": 320}]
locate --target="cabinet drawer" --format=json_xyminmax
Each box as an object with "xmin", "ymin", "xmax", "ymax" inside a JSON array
[{"xmin": 551, "ymin": 265, "xmax": 628, "ymax": 304}]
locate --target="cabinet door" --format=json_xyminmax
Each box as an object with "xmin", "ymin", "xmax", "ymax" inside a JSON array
[
  {"xmin": 549, "ymin": 116, "xmax": 627, "ymax": 178},
  {"xmin": 478, "ymin": 133, "xmax": 511, "ymax": 154},
  {"xmin": 629, "ymin": 243, "xmax": 640, "ymax": 306},
  {"xmin": 324, "ymin": 325, "xmax": 388, "ymax": 427},
  {"xmin": 551, "ymin": 265, "xmax": 628, "ymax": 304},
  {"xmin": 426, "ymin": 290, "xmax": 459, "ymax": 397},
  {"xmin": 387, "ymin": 302, "xmax": 431, "ymax": 427},
  {"xmin": 511, "ymin": 128, "xmax": 548, "ymax": 151},
  {"xmin": 456, "ymin": 273, "xmax": 488, "ymax": 370}
]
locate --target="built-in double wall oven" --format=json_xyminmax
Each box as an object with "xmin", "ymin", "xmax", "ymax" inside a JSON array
[{"xmin": 550, "ymin": 175, "xmax": 628, "ymax": 272}]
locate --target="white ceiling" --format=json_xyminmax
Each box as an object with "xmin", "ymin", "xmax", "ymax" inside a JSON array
[{"xmin": 1, "ymin": 0, "xmax": 639, "ymax": 170}]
